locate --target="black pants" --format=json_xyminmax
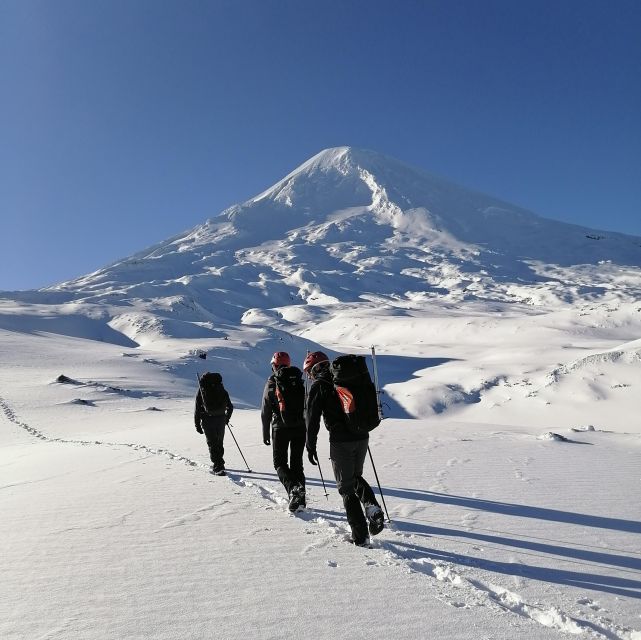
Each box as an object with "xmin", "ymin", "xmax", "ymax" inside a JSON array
[
  {"xmin": 330, "ymin": 438, "xmax": 379, "ymax": 543},
  {"xmin": 272, "ymin": 427, "xmax": 305, "ymax": 495},
  {"xmin": 203, "ymin": 416, "xmax": 226, "ymax": 471}
]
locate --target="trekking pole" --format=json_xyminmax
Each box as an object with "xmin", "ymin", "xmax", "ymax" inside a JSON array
[
  {"xmin": 370, "ymin": 345, "xmax": 384, "ymax": 421},
  {"xmin": 367, "ymin": 446, "xmax": 391, "ymax": 523},
  {"xmin": 227, "ymin": 422, "xmax": 252, "ymax": 473},
  {"xmin": 316, "ymin": 457, "xmax": 329, "ymax": 499}
]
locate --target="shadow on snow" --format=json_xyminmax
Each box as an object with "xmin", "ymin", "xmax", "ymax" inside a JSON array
[
  {"xmin": 387, "ymin": 538, "xmax": 641, "ymax": 600},
  {"xmin": 385, "ymin": 487, "xmax": 641, "ymax": 535},
  {"xmin": 228, "ymin": 473, "xmax": 641, "ymax": 599},
  {"xmin": 371, "ymin": 354, "xmax": 460, "ymax": 418}
]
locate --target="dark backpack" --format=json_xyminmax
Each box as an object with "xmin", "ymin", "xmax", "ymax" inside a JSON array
[
  {"xmin": 273, "ymin": 366, "xmax": 305, "ymax": 428},
  {"xmin": 200, "ymin": 372, "xmax": 228, "ymax": 417},
  {"xmin": 331, "ymin": 355, "xmax": 381, "ymax": 434}
]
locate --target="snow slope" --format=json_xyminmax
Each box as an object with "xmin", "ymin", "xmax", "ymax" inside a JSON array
[{"xmin": 1, "ymin": 147, "xmax": 640, "ymax": 638}]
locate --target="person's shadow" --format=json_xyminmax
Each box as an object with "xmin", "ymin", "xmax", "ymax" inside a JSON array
[
  {"xmin": 381, "ymin": 487, "xmax": 641, "ymax": 599},
  {"xmin": 385, "ymin": 537, "xmax": 641, "ymax": 600}
]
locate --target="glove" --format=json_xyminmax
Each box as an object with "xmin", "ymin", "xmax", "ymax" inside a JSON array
[
  {"xmin": 195, "ymin": 424, "xmax": 203, "ymax": 434},
  {"xmin": 263, "ymin": 438, "xmax": 271, "ymax": 446},
  {"xmin": 307, "ymin": 448, "xmax": 318, "ymax": 465}
]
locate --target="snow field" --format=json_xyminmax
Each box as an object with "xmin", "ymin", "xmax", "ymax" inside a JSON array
[
  {"xmin": 1, "ymin": 328, "xmax": 640, "ymax": 639},
  {"xmin": 0, "ymin": 406, "xmax": 558, "ymax": 640}
]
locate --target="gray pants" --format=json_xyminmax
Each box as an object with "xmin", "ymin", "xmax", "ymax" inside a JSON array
[
  {"xmin": 330, "ymin": 438, "xmax": 380, "ymax": 543},
  {"xmin": 329, "ymin": 438, "xmax": 377, "ymax": 505}
]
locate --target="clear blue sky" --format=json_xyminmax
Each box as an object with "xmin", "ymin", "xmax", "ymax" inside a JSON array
[{"xmin": 1, "ymin": 0, "xmax": 640, "ymax": 290}]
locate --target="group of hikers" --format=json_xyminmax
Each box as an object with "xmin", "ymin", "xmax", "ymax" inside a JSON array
[{"xmin": 193, "ymin": 350, "xmax": 386, "ymax": 546}]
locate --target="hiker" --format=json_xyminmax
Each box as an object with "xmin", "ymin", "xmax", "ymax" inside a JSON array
[
  {"xmin": 195, "ymin": 372, "xmax": 234, "ymax": 476},
  {"xmin": 304, "ymin": 351, "xmax": 384, "ymax": 546},
  {"xmin": 261, "ymin": 351, "xmax": 307, "ymax": 511}
]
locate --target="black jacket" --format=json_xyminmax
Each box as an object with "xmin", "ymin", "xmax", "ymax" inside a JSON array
[
  {"xmin": 194, "ymin": 388, "xmax": 233, "ymax": 427},
  {"xmin": 305, "ymin": 369, "xmax": 368, "ymax": 451},
  {"xmin": 260, "ymin": 374, "xmax": 305, "ymax": 441}
]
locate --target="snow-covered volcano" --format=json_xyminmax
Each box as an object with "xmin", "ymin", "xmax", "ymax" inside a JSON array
[{"xmin": 40, "ymin": 146, "xmax": 641, "ymax": 315}]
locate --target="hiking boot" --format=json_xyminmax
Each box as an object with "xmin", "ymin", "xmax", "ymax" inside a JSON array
[
  {"xmin": 350, "ymin": 537, "xmax": 371, "ymax": 548},
  {"xmin": 365, "ymin": 505, "xmax": 385, "ymax": 536},
  {"xmin": 295, "ymin": 485, "xmax": 306, "ymax": 508},
  {"xmin": 343, "ymin": 493, "xmax": 368, "ymax": 543},
  {"xmin": 288, "ymin": 485, "xmax": 306, "ymax": 512}
]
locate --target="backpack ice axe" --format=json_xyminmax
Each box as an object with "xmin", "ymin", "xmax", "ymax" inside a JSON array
[
  {"xmin": 196, "ymin": 371, "xmax": 209, "ymax": 414},
  {"xmin": 370, "ymin": 345, "xmax": 384, "ymax": 421}
]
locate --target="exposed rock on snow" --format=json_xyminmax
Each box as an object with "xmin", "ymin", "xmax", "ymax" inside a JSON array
[
  {"xmin": 55, "ymin": 374, "xmax": 80, "ymax": 385},
  {"xmin": 69, "ymin": 398, "xmax": 95, "ymax": 406},
  {"xmin": 537, "ymin": 432, "xmax": 571, "ymax": 441}
]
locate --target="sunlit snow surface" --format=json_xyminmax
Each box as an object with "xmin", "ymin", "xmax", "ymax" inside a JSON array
[{"xmin": 1, "ymin": 148, "xmax": 640, "ymax": 639}]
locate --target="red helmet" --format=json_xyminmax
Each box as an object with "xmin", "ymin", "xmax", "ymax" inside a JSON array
[
  {"xmin": 270, "ymin": 351, "xmax": 291, "ymax": 368},
  {"xmin": 303, "ymin": 351, "xmax": 329, "ymax": 375}
]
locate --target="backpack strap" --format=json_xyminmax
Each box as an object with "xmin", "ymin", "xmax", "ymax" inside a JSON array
[{"xmin": 267, "ymin": 375, "xmax": 282, "ymax": 423}]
